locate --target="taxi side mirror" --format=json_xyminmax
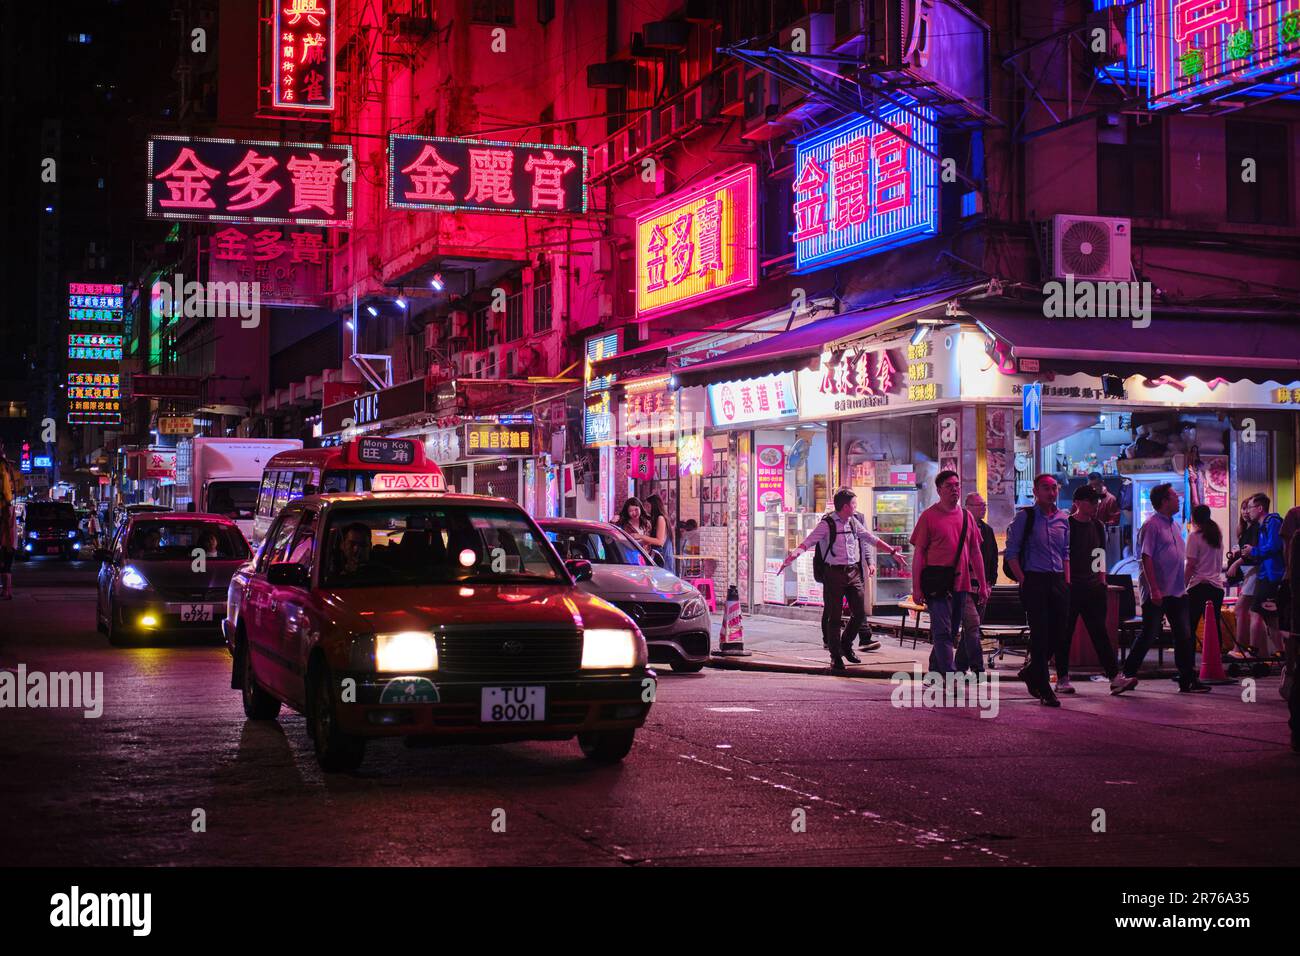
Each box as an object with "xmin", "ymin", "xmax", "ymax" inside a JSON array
[
  {"xmin": 565, "ymin": 559, "xmax": 593, "ymax": 583},
  {"xmin": 268, "ymin": 563, "xmax": 310, "ymax": 589}
]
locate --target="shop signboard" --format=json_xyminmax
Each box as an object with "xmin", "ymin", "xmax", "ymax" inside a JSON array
[
  {"xmin": 68, "ymin": 333, "xmax": 123, "ymax": 362},
  {"xmin": 388, "ymin": 134, "xmax": 586, "ymax": 215},
  {"xmin": 798, "ymin": 331, "xmax": 959, "ymax": 420},
  {"xmin": 791, "ymin": 106, "xmax": 940, "ymax": 272},
  {"xmin": 635, "ymin": 164, "xmax": 758, "ymax": 319},
  {"xmin": 321, "ymin": 377, "xmax": 427, "ymax": 434},
  {"xmin": 464, "ymin": 422, "xmax": 533, "ymax": 456},
  {"xmin": 423, "ymin": 428, "xmax": 461, "ymax": 465},
  {"xmin": 626, "ymin": 446, "xmax": 653, "ymax": 481},
  {"xmin": 207, "ymin": 225, "xmax": 328, "ymax": 306},
  {"xmin": 145, "ymin": 450, "xmax": 177, "ymax": 481},
  {"xmin": 755, "ymin": 445, "xmax": 786, "ymax": 513},
  {"xmin": 130, "ymin": 374, "xmax": 204, "ymax": 400},
  {"xmin": 707, "ymin": 371, "xmax": 799, "ymax": 428},
  {"xmin": 158, "ymin": 416, "xmax": 195, "ymax": 436},
  {"xmin": 584, "ymin": 332, "xmax": 619, "ymax": 446},
  {"xmin": 272, "ymin": 0, "xmax": 335, "ymax": 111},
  {"xmin": 67, "ymin": 372, "xmax": 121, "ymax": 425},
  {"xmin": 621, "ymin": 378, "xmax": 676, "ymax": 446},
  {"xmin": 68, "ymin": 283, "xmax": 125, "ymax": 323},
  {"xmin": 147, "ymin": 135, "xmax": 353, "ymax": 227},
  {"xmin": 1148, "ymin": 0, "xmax": 1300, "ymax": 109}
]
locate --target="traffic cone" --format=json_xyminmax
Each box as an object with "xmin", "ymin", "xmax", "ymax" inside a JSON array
[
  {"xmin": 716, "ymin": 585, "xmax": 751, "ymax": 656},
  {"xmin": 1199, "ymin": 600, "xmax": 1232, "ymax": 684}
]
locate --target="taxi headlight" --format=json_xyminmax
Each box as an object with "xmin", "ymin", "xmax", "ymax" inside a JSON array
[
  {"xmin": 582, "ymin": 628, "xmax": 642, "ymax": 669},
  {"xmin": 375, "ymin": 631, "xmax": 438, "ymax": 672},
  {"xmin": 680, "ymin": 596, "xmax": 707, "ymax": 619}
]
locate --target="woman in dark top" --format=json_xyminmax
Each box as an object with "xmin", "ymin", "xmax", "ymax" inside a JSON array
[
  {"xmin": 635, "ymin": 494, "xmax": 675, "ymax": 574},
  {"xmin": 614, "ymin": 497, "xmax": 649, "ymax": 539}
]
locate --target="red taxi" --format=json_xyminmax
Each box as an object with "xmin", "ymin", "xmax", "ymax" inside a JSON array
[{"xmin": 224, "ymin": 492, "xmax": 655, "ymax": 771}]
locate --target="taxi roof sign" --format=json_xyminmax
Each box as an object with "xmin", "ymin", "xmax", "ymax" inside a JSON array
[{"xmin": 372, "ymin": 472, "xmax": 446, "ymax": 492}]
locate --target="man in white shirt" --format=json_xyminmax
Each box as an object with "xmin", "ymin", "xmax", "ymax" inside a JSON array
[{"xmin": 778, "ymin": 489, "xmax": 906, "ymax": 671}]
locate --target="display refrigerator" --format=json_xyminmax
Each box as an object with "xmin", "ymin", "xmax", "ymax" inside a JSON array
[
  {"xmin": 871, "ymin": 487, "xmax": 917, "ymax": 608},
  {"xmin": 1129, "ymin": 471, "xmax": 1188, "ymax": 555}
]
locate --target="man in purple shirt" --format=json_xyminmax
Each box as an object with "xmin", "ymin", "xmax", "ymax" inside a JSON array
[
  {"xmin": 1006, "ymin": 474, "xmax": 1072, "ymax": 707},
  {"xmin": 1122, "ymin": 482, "xmax": 1209, "ymax": 693}
]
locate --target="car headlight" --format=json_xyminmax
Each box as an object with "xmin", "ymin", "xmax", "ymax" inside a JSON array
[
  {"xmin": 680, "ymin": 596, "xmax": 707, "ymax": 620},
  {"xmin": 67, "ymin": 530, "xmax": 78, "ymax": 539},
  {"xmin": 121, "ymin": 565, "xmax": 150, "ymax": 590},
  {"xmin": 27, "ymin": 530, "xmax": 37, "ymax": 539},
  {"xmin": 375, "ymin": 631, "xmax": 438, "ymax": 672},
  {"xmin": 582, "ymin": 628, "xmax": 642, "ymax": 669}
]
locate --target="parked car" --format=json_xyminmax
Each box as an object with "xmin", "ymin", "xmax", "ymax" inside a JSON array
[
  {"xmin": 96, "ymin": 513, "xmax": 251, "ymax": 645},
  {"xmin": 223, "ymin": 493, "xmax": 655, "ymax": 771},
  {"xmin": 537, "ymin": 518, "xmax": 711, "ymax": 673},
  {"xmin": 19, "ymin": 500, "xmax": 80, "ymax": 560},
  {"xmin": 110, "ymin": 503, "xmax": 168, "ymax": 538}
]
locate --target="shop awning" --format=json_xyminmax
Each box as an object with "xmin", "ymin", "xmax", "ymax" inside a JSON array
[
  {"xmin": 672, "ymin": 287, "xmax": 972, "ymax": 388},
  {"xmin": 966, "ymin": 305, "xmax": 1300, "ymax": 383},
  {"xmin": 587, "ymin": 311, "xmax": 778, "ymax": 379}
]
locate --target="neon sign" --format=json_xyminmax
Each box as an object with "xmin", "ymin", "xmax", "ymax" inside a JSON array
[
  {"xmin": 792, "ymin": 106, "xmax": 939, "ymax": 272},
  {"xmin": 68, "ymin": 282, "xmax": 124, "ymax": 322},
  {"xmin": 68, "ymin": 334, "xmax": 123, "ymax": 361},
  {"xmin": 273, "ymin": 0, "xmax": 335, "ymax": 111},
  {"xmin": 634, "ymin": 164, "xmax": 758, "ymax": 320},
  {"xmin": 147, "ymin": 136, "xmax": 353, "ymax": 227},
  {"xmin": 584, "ymin": 333, "xmax": 620, "ymax": 446},
  {"xmin": 387, "ymin": 135, "xmax": 587, "ymax": 215},
  {"xmin": 67, "ymin": 372, "xmax": 121, "ymax": 425},
  {"xmin": 1149, "ymin": 0, "xmax": 1300, "ymax": 107}
]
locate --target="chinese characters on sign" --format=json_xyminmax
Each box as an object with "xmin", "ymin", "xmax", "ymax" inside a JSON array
[
  {"xmin": 707, "ymin": 372, "xmax": 800, "ymax": 427},
  {"xmin": 207, "ymin": 224, "xmax": 327, "ymax": 306},
  {"xmin": 818, "ymin": 345, "xmax": 899, "ymax": 400},
  {"xmin": 274, "ymin": 0, "xmax": 334, "ymax": 110},
  {"xmin": 1149, "ymin": 0, "xmax": 1300, "ymax": 108},
  {"xmin": 68, "ymin": 282, "xmax": 124, "ymax": 322},
  {"xmin": 792, "ymin": 106, "xmax": 939, "ymax": 271},
  {"xmin": 584, "ymin": 332, "xmax": 620, "ymax": 447},
  {"xmin": 67, "ymin": 373, "xmax": 121, "ymax": 425},
  {"xmin": 465, "ymin": 422, "xmax": 533, "ymax": 455},
  {"xmin": 1273, "ymin": 387, "xmax": 1300, "ymax": 404},
  {"xmin": 147, "ymin": 136, "xmax": 352, "ymax": 226},
  {"xmin": 68, "ymin": 334, "xmax": 123, "ymax": 361},
  {"xmin": 635, "ymin": 164, "xmax": 758, "ymax": 320},
  {"xmin": 621, "ymin": 380, "xmax": 676, "ymax": 446},
  {"xmin": 755, "ymin": 445, "xmax": 786, "ymax": 513},
  {"xmin": 388, "ymin": 135, "xmax": 587, "ymax": 215}
]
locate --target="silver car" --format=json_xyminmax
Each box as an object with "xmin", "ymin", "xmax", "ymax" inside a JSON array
[{"xmin": 539, "ymin": 518, "xmax": 711, "ymax": 673}]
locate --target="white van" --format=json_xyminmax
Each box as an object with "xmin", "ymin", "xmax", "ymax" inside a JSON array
[{"xmin": 191, "ymin": 438, "xmax": 302, "ymax": 541}]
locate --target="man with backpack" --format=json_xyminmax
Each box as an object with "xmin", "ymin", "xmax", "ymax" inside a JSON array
[
  {"xmin": 777, "ymin": 488, "xmax": 906, "ymax": 671},
  {"xmin": 911, "ymin": 471, "xmax": 990, "ymax": 676},
  {"xmin": 1006, "ymin": 473, "xmax": 1072, "ymax": 707},
  {"xmin": 1064, "ymin": 485, "xmax": 1135, "ymax": 695}
]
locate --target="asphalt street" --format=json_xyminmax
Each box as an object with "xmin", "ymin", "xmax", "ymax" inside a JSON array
[{"xmin": 1, "ymin": 557, "xmax": 1297, "ymax": 867}]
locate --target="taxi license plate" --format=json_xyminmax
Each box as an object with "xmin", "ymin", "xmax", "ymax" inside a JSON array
[
  {"xmin": 480, "ymin": 686, "xmax": 545, "ymax": 723},
  {"xmin": 180, "ymin": 604, "xmax": 215, "ymax": 623}
]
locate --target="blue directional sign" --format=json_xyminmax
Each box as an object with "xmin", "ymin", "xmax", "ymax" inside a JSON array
[{"xmin": 1022, "ymin": 381, "xmax": 1042, "ymax": 433}]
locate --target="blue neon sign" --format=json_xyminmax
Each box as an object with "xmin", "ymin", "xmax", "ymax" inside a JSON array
[{"xmin": 792, "ymin": 105, "xmax": 940, "ymax": 273}]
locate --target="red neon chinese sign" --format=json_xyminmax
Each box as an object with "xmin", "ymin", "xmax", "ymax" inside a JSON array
[
  {"xmin": 388, "ymin": 135, "xmax": 587, "ymax": 215},
  {"xmin": 635, "ymin": 164, "xmax": 758, "ymax": 320},
  {"xmin": 147, "ymin": 136, "xmax": 352, "ymax": 226},
  {"xmin": 274, "ymin": 0, "xmax": 335, "ymax": 110}
]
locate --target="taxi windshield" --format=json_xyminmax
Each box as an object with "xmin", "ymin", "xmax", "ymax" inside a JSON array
[
  {"xmin": 321, "ymin": 505, "xmax": 565, "ymax": 588},
  {"xmin": 545, "ymin": 527, "xmax": 650, "ymax": 567}
]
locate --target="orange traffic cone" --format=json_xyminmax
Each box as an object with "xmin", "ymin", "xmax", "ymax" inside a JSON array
[
  {"xmin": 716, "ymin": 585, "xmax": 751, "ymax": 656},
  {"xmin": 1199, "ymin": 600, "xmax": 1232, "ymax": 684}
]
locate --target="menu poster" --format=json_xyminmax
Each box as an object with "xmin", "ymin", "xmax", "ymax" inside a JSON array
[
  {"xmin": 756, "ymin": 445, "xmax": 785, "ymax": 513},
  {"xmin": 795, "ymin": 550, "xmax": 823, "ymax": 606},
  {"xmin": 763, "ymin": 558, "xmax": 786, "ymax": 604}
]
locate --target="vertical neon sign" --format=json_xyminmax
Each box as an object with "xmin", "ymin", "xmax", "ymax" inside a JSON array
[
  {"xmin": 274, "ymin": 0, "xmax": 335, "ymax": 111},
  {"xmin": 792, "ymin": 105, "xmax": 940, "ymax": 272}
]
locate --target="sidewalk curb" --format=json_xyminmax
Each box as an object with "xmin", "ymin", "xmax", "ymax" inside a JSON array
[{"xmin": 705, "ymin": 654, "xmax": 1187, "ymax": 682}]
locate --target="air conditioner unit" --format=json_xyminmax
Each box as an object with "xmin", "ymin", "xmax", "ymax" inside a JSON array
[
  {"xmin": 833, "ymin": 0, "xmax": 867, "ymax": 55},
  {"xmin": 777, "ymin": 14, "xmax": 833, "ymax": 123},
  {"xmin": 740, "ymin": 71, "xmax": 782, "ymax": 141},
  {"xmin": 386, "ymin": 12, "xmax": 433, "ymax": 39},
  {"xmin": 450, "ymin": 309, "xmax": 470, "ymax": 340},
  {"xmin": 423, "ymin": 323, "xmax": 440, "ymax": 351},
  {"xmin": 590, "ymin": 142, "xmax": 610, "ymax": 179},
  {"xmin": 681, "ymin": 88, "xmax": 703, "ymax": 126},
  {"xmin": 621, "ymin": 125, "xmax": 639, "ymax": 160},
  {"xmin": 720, "ymin": 64, "xmax": 745, "ymax": 116},
  {"xmin": 1050, "ymin": 215, "xmax": 1132, "ymax": 282},
  {"xmin": 637, "ymin": 111, "xmax": 655, "ymax": 149},
  {"xmin": 655, "ymin": 103, "xmax": 680, "ymax": 143}
]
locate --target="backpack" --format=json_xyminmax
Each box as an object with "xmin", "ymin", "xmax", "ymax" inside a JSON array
[
  {"xmin": 811, "ymin": 515, "xmax": 836, "ymax": 584},
  {"xmin": 1001, "ymin": 506, "xmax": 1035, "ymax": 580}
]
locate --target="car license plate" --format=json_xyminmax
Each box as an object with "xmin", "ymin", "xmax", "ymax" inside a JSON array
[
  {"xmin": 180, "ymin": 604, "xmax": 215, "ymax": 623},
  {"xmin": 480, "ymin": 686, "xmax": 545, "ymax": 723},
  {"xmin": 46, "ymin": 546, "xmax": 60, "ymax": 555}
]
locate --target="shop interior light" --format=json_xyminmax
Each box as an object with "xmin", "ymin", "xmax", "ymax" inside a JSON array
[
  {"xmin": 910, "ymin": 325, "xmax": 931, "ymax": 346},
  {"xmin": 345, "ymin": 319, "xmax": 355, "ymax": 331},
  {"xmin": 366, "ymin": 305, "xmax": 379, "ymax": 317},
  {"xmin": 395, "ymin": 297, "xmax": 407, "ymax": 310},
  {"xmin": 430, "ymin": 273, "xmax": 445, "ymax": 292}
]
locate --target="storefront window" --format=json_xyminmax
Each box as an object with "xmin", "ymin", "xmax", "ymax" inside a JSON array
[{"xmin": 674, "ymin": 435, "xmax": 728, "ymax": 600}]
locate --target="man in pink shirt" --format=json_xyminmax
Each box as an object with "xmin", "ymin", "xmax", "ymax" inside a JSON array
[{"xmin": 911, "ymin": 470, "xmax": 990, "ymax": 675}]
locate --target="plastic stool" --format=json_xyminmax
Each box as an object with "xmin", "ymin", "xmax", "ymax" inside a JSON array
[{"xmin": 691, "ymin": 578, "xmax": 717, "ymax": 612}]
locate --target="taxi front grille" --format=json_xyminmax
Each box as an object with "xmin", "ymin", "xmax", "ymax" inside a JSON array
[{"xmin": 436, "ymin": 630, "xmax": 582, "ymax": 678}]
